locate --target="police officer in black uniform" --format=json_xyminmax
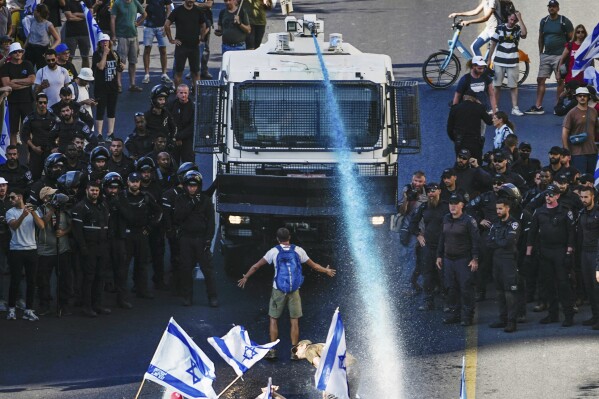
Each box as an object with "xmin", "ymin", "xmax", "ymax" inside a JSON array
[
  {"xmin": 20, "ymin": 93, "xmax": 58, "ymax": 180},
  {"xmin": 511, "ymin": 142, "xmax": 542, "ymax": 188},
  {"xmin": 50, "ymin": 87, "xmax": 94, "ymax": 129},
  {"xmin": 50, "ymin": 103, "xmax": 96, "ymax": 153},
  {"xmin": 526, "ymin": 184, "xmax": 576, "ymax": 326},
  {"xmin": 71, "ymin": 181, "xmax": 111, "ymax": 317},
  {"xmin": 107, "ymin": 138, "xmax": 134, "ymax": 180},
  {"xmin": 453, "ymin": 148, "xmax": 493, "ymax": 199},
  {"xmin": 167, "ymin": 84, "xmax": 195, "ymax": 164},
  {"xmin": 103, "ymin": 172, "xmax": 132, "ymax": 309},
  {"xmin": 29, "ymin": 153, "xmax": 66, "ymax": 205},
  {"xmin": 162, "ymin": 162, "xmax": 198, "ymax": 293},
  {"xmin": 525, "ymin": 173, "xmax": 582, "ymax": 213},
  {"xmin": 440, "ymin": 168, "xmax": 470, "ymax": 204},
  {"xmin": 117, "ymin": 172, "xmax": 162, "ymax": 299},
  {"xmin": 436, "ymin": 193, "xmax": 480, "ymax": 326},
  {"xmin": 576, "ymin": 186, "xmax": 599, "ymax": 329},
  {"xmin": 173, "ymin": 171, "xmax": 218, "ymax": 307},
  {"xmin": 86, "ymin": 146, "xmax": 110, "ymax": 187},
  {"xmin": 145, "ymin": 85, "xmax": 176, "ymax": 142},
  {"xmin": 466, "ymin": 174, "xmax": 505, "ymax": 302},
  {"xmin": 409, "ymin": 182, "xmax": 449, "ymax": 310},
  {"xmin": 491, "ymin": 151, "xmax": 527, "ymax": 194},
  {"xmin": 0, "ymin": 145, "xmax": 34, "ymax": 191},
  {"xmin": 487, "ymin": 197, "xmax": 520, "ymax": 333},
  {"xmin": 125, "ymin": 113, "xmax": 154, "ymax": 160}
]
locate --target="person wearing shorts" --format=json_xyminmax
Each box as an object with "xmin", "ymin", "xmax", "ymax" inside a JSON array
[
  {"xmin": 525, "ymin": 0, "xmax": 573, "ymax": 115},
  {"xmin": 164, "ymin": 0, "xmax": 207, "ymax": 91},
  {"xmin": 489, "ymin": 11, "xmax": 527, "ymax": 116},
  {"xmin": 142, "ymin": 0, "xmax": 172, "ymax": 85},
  {"xmin": 238, "ymin": 227, "xmax": 336, "ymax": 359},
  {"xmin": 63, "ymin": 0, "xmax": 93, "ymax": 68},
  {"xmin": 448, "ymin": 0, "xmax": 500, "ymax": 57},
  {"xmin": 110, "ymin": 0, "xmax": 146, "ymax": 92}
]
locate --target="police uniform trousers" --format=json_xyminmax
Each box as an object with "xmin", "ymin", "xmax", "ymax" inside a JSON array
[
  {"xmin": 581, "ymin": 249, "xmax": 599, "ymax": 320},
  {"xmin": 539, "ymin": 246, "xmax": 574, "ymax": 318},
  {"xmin": 422, "ymin": 245, "xmax": 441, "ymax": 304},
  {"xmin": 29, "ymin": 149, "xmax": 51, "ymax": 181},
  {"xmin": 81, "ymin": 242, "xmax": 108, "ymax": 309},
  {"xmin": 477, "ymin": 230, "xmax": 493, "ymax": 297},
  {"xmin": 126, "ymin": 229, "xmax": 152, "ymax": 296},
  {"xmin": 492, "ymin": 254, "xmax": 519, "ymax": 323},
  {"xmin": 37, "ymin": 252, "xmax": 71, "ymax": 308},
  {"xmin": 525, "ymin": 249, "xmax": 544, "ymax": 303},
  {"xmin": 179, "ymin": 235, "xmax": 217, "ymax": 302},
  {"xmin": 167, "ymin": 233, "xmax": 180, "ymax": 291},
  {"xmin": 149, "ymin": 226, "xmax": 166, "ymax": 286},
  {"xmin": 444, "ymin": 256, "xmax": 475, "ymax": 321},
  {"xmin": 110, "ymin": 237, "xmax": 129, "ymax": 303}
]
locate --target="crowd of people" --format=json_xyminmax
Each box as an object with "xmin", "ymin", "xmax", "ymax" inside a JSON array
[{"xmin": 400, "ymin": 1, "xmax": 599, "ymax": 333}]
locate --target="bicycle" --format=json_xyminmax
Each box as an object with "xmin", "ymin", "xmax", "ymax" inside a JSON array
[{"xmin": 422, "ymin": 17, "xmax": 530, "ymax": 89}]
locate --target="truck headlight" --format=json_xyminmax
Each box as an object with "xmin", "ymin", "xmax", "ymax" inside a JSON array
[
  {"xmin": 228, "ymin": 215, "xmax": 251, "ymax": 225},
  {"xmin": 370, "ymin": 216, "xmax": 385, "ymax": 225}
]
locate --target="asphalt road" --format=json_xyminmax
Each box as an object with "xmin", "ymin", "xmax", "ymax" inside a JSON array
[{"xmin": 2, "ymin": 1, "xmax": 599, "ymax": 398}]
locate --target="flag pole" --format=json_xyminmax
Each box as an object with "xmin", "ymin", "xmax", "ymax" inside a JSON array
[
  {"xmin": 236, "ymin": 0, "xmax": 244, "ymax": 15},
  {"xmin": 217, "ymin": 375, "xmax": 243, "ymax": 398},
  {"xmin": 133, "ymin": 378, "xmax": 146, "ymax": 399}
]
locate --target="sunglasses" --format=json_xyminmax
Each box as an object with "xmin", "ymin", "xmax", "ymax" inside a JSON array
[
  {"xmin": 46, "ymin": 59, "xmax": 56, "ymax": 63},
  {"xmin": 576, "ymin": 31, "xmax": 586, "ymax": 34},
  {"xmin": 8, "ymin": 195, "xmax": 17, "ymax": 199},
  {"xmin": 545, "ymin": 193, "xmax": 556, "ymax": 197},
  {"xmin": 11, "ymin": 50, "xmax": 24, "ymax": 54},
  {"xmin": 576, "ymin": 94, "xmax": 589, "ymax": 97},
  {"xmin": 493, "ymin": 160, "xmax": 505, "ymax": 163},
  {"xmin": 493, "ymin": 181, "xmax": 503, "ymax": 186},
  {"xmin": 519, "ymin": 149, "xmax": 531, "ymax": 153},
  {"xmin": 37, "ymin": 101, "xmax": 47, "ymax": 104}
]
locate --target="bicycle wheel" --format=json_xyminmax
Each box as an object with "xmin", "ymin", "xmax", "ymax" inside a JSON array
[
  {"xmin": 517, "ymin": 60, "xmax": 529, "ymax": 86},
  {"xmin": 422, "ymin": 50, "xmax": 461, "ymax": 89}
]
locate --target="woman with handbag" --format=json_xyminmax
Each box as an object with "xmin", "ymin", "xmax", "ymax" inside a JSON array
[
  {"xmin": 562, "ymin": 87, "xmax": 599, "ymax": 174},
  {"xmin": 557, "ymin": 24, "xmax": 587, "ymax": 85}
]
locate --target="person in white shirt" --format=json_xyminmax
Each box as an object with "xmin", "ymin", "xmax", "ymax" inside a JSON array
[
  {"xmin": 33, "ymin": 49, "xmax": 71, "ymax": 107},
  {"xmin": 67, "ymin": 67, "xmax": 96, "ymax": 117}
]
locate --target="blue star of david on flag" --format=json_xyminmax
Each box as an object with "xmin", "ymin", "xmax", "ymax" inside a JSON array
[
  {"xmin": 244, "ymin": 346, "xmax": 258, "ymax": 360},
  {"xmin": 186, "ymin": 359, "xmax": 202, "ymax": 384},
  {"xmin": 315, "ymin": 309, "xmax": 350, "ymax": 399},
  {"xmin": 338, "ymin": 353, "xmax": 347, "ymax": 371}
]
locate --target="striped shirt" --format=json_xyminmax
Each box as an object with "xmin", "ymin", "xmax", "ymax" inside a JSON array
[{"xmin": 491, "ymin": 24, "xmax": 521, "ymax": 67}]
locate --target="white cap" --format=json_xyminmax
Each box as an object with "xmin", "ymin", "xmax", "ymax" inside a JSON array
[
  {"xmin": 8, "ymin": 42, "xmax": 23, "ymax": 54},
  {"xmin": 98, "ymin": 33, "xmax": 111, "ymax": 42},
  {"xmin": 575, "ymin": 87, "xmax": 590, "ymax": 96},
  {"xmin": 77, "ymin": 67, "xmax": 94, "ymax": 81},
  {"xmin": 471, "ymin": 55, "xmax": 487, "ymax": 67},
  {"xmin": 0, "ymin": 177, "xmax": 7, "ymax": 184}
]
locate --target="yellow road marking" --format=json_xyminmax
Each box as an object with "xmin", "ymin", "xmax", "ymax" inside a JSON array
[{"xmin": 465, "ymin": 311, "xmax": 479, "ymax": 398}]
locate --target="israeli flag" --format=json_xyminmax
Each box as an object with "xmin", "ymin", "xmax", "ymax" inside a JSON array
[
  {"xmin": 0, "ymin": 102, "xmax": 9, "ymax": 165},
  {"xmin": 81, "ymin": 1, "xmax": 104, "ymax": 51},
  {"xmin": 207, "ymin": 325, "xmax": 279, "ymax": 377},
  {"xmin": 144, "ymin": 318, "xmax": 218, "ymax": 399},
  {"xmin": 584, "ymin": 66, "xmax": 599, "ymax": 88},
  {"xmin": 262, "ymin": 377, "xmax": 273, "ymax": 399},
  {"xmin": 571, "ymin": 22, "xmax": 599, "ymax": 78},
  {"xmin": 314, "ymin": 309, "xmax": 350, "ymax": 399},
  {"xmin": 594, "ymin": 154, "xmax": 599, "ymax": 191},
  {"xmin": 459, "ymin": 356, "xmax": 467, "ymax": 399}
]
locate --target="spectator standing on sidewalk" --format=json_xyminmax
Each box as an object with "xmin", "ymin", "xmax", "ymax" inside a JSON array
[
  {"xmin": 557, "ymin": 24, "xmax": 587, "ymax": 85},
  {"xmin": 110, "ymin": 0, "xmax": 146, "ymax": 92},
  {"xmin": 63, "ymin": 0, "xmax": 93, "ymax": 68},
  {"xmin": 24, "ymin": 4, "xmax": 61, "ymax": 69},
  {"xmin": 242, "ymin": 0, "xmax": 272, "ymax": 50},
  {"xmin": 561, "ymin": 87, "xmax": 599, "ymax": 174},
  {"xmin": 164, "ymin": 0, "xmax": 207, "ymax": 91},
  {"xmin": 197, "ymin": 0, "xmax": 213, "ymax": 79},
  {"xmin": 215, "ymin": 0, "xmax": 250, "ymax": 55},
  {"xmin": 488, "ymin": 10, "xmax": 527, "ymax": 117},
  {"xmin": 55, "ymin": 44, "xmax": 78, "ymax": 80},
  {"xmin": 141, "ymin": 0, "xmax": 172, "ymax": 85},
  {"xmin": 524, "ymin": 0, "xmax": 573, "ymax": 115},
  {"xmin": 33, "ymin": 49, "xmax": 71, "ymax": 107}
]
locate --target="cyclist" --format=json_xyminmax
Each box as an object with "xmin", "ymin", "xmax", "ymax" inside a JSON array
[{"xmin": 449, "ymin": 0, "xmax": 501, "ymax": 57}]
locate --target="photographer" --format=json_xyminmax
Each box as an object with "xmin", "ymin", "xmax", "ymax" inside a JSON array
[
  {"xmin": 5, "ymin": 188, "xmax": 45, "ymax": 321},
  {"xmin": 36, "ymin": 187, "xmax": 72, "ymax": 316}
]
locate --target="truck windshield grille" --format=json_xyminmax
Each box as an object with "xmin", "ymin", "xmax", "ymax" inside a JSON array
[
  {"xmin": 218, "ymin": 161, "xmax": 397, "ymax": 177},
  {"xmin": 232, "ymin": 81, "xmax": 383, "ymax": 151}
]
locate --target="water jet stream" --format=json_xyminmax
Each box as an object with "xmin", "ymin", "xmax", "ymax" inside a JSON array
[{"xmin": 312, "ymin": 34, "xmax": 404, "ymax": 398}]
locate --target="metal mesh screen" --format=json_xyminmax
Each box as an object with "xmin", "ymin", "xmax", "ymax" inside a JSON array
[
  {"xmin": 389, "ymin": 80, "xmax": 421, "ymax": 154},
  {"xmin": 194, "ymin": 80, "xmax": 226, "ymax": 154},
  {"xmin": 218, "ymin": 161, "xmax": 397, "ymax": 177},
  {"xmin": 232, "ymin": 81, "xmax": 383, "ymax": 151}
]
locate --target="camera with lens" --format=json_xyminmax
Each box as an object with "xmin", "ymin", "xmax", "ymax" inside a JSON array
[{"xmin": 405, "ymin": 187, "xmax": 419, "ymax": 201}]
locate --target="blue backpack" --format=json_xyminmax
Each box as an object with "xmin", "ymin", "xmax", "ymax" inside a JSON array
[{"xmin": 274, "ymin": 245, "xmax": 304, "ymax": 293}]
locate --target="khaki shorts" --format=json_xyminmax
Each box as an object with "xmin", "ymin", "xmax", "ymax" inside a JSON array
[
  {"xmin": 493, "ymin": 64, "xmax": 519, "ymax": 88},
  {"xmin": 268, "ymin": 288, "xmax": 303, "ymax": 319},
  {"xmin": 537, "ymin": 53, "xmax": 561, "ymax": 79},
  {"xmin": 117, "ymin": 37, "xmax": 139, "ymax": 65}
]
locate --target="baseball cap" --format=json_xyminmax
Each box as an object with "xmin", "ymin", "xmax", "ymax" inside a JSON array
[
  {"xmin": 98, "ymin": 33, "xmax": 111, "ymax": 42},
  {"xmin": 449, "ymin": 193, "xmax": 464, "ymax": 204},
  {"xmin": 547, "ymin": 0, "xmax": 559, "ymax": 6},
  {"xmin": 554, "ymin": 174, "xmax": 569, "ymax": 183},
  {"xmin": 472, "ymin": 55, "xmax": 487, "ymax": 67},
  {"xmin": 441, "ymin": 168, "xmax": 456, "ymax": 178},
  {"xmin": 0, "ymin": 177, "xmax": 7, "ymax": 185},
  {"xmin": 426, "ymin": 182, "xmax": 440, "ymax": 191},
  {"xmin": 575, "ymin": 87, "xmax": 590, "ymax": 96},
  {"xmin": 457, "ymin": 149, "xmax": 471, "ymax": 159},
  {"xmin": 578, "ymin": 173, "xmax": 593, "ymax": 184},
  {"xmin": 128, "ymin": 172, "xmax": 141, "ymax": 182},
  {"xmin": 519, "ymin": 142, "xmax": 532, "ymax": 150},
  {"xmin": 546, "ymin": 184, "xmax": 560, "ymax": 194},
  {"xmin": 493, "ymin": 174, "xmax": 507, "ymax": 183},
  {"xmin": 548, "ymin": 146, "xmax": 562, "ymax": 155},
  {"xmin": 40, "ymin": 187, "xmax": 57, "ymax": 200},
  {"xmin": 55, "ymin": 43, "xmax": 69, "ymax": 54}
]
